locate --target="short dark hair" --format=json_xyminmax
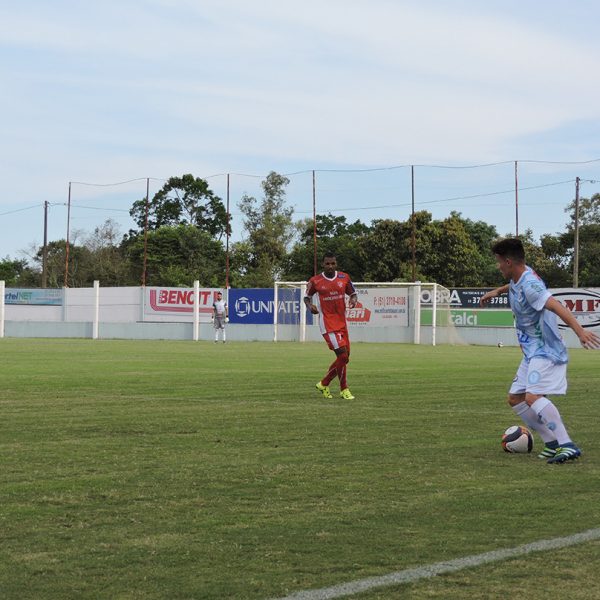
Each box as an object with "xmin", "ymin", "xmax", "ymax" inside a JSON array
[
  {"xmin": 492, "ymin": 238, "xmax": 525, "ymax": 262},
  {"xmin": 322, "ymin": 252, "xmax": 336, "ymax": 261}
]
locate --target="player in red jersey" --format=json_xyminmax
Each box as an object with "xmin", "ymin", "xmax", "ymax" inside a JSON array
[{"xmin": 304, "ymin": 253, "xmax": 358, "ymax": 400}]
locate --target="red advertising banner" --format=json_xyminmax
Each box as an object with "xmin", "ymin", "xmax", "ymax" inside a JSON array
[{"xmin": 144, "ymin": 287, "xmax": 221, "ymax": 321}]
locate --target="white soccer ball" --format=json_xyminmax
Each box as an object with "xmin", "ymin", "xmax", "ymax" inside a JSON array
[
  {"xmin": 497, "ymin": 342, "xmax": 504, "ymax": 347},
  {"xmin": 501, "ymin": 425, "xmax": 533, "ymax": 453}
]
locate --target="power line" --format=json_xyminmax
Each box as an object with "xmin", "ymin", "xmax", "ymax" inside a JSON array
[
  {"xmin": 291, "ymin": 178, "xmax": 575, "ymax": 215},
  {"xmin": 70, "ymin": 177, "xmax": 167, "ymax": 187},
  {"xmin": 0, "ymin": 204, "xmax": 41, "ymax": 217},
  {"xmin": 65, "ymin": 158, "xmax": 600, "ymax": 185}
]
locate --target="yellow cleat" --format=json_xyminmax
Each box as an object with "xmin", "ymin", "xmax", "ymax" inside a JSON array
[
  {"xmin": 316, "ymin": 382, "xmax": 333, "ymax": 399},
  {"xmin": 339, "ymin": 388, "xmax": 355, "ymax": 400}
]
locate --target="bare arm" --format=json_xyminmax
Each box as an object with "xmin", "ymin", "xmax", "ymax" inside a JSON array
[
  {"xmin": 545, "ymin": 296, "xmax": 600, "ymax": 349},
  {"xmin": 304, "ymin": 295, "xmax": 319, "ymax": 314},
  {"xmin": 480, "ymin": 284, "xmax": 509, "ymax": 307},
  {"xmin": 347, "ymin": 292, "xmax": 358, "ymax": 309}
]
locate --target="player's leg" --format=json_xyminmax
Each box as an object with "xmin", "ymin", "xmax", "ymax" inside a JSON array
[
  {"xmin": 332, "ymin": 329, "xmax": 353, "ymax": 399},
  {"xmin": 316, "ymin": 332, "xmax": 352, "ymax": 399},
  {"xmin": 214, "ymin": 320, "xmax": 219, "ymax": 342},
  {"xmin": 508, "ymin": 358, "xmax": 558, "ymax": 458},
  {"xmin": 321, "ymin": 360, "xmax": 337, "ymax": 387},
  {"xmin": 523, "ymin": 358, "xmax": 580, "ymax": 464},
  {"xmin": 315, "ymin": 333, "xmax": 336, "ymax": 398}
]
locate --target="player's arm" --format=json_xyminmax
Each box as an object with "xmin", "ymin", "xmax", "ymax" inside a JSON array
[
  {"xmin": 225, "ymin": 302, "xmax": 229, "ymax": 322},
  {"xmin": 480, "ymin": 284, "xmax": 509, "ymax": 307},
  {"xmin": 304, "ymin": 281, "xmax": 319, "ymax": 314},
  {"xmin": 545, "ymin": 296, "xmax": 600, "ymax": 349},
  {"xmin": 346, "ymin": 280, "xmax": 358, "ymax": 308}
]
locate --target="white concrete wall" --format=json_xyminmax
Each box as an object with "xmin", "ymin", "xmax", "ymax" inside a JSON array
[{"xmin": 2, "ymin": 284, "xmax": 595, "ymax": 348}]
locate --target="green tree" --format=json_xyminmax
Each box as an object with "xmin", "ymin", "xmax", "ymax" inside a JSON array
[
  {"xmin": 458, "ymin": 215, "xmax": 501, "ymax": 286},
  {"xmin": 284, "ymin": 214, "xmax": 369, "ymax": 281},
  {"xmin": 130, "ymin": 174, "xmax": 228, "ymax": 238},
  {"xmin": 81, "ymin": 220, "xmax": 132, "ymax": 285},
  {"xmin": 360, "ymin": 218, "xmax": 406, "ymax": 281},
  {"xmin": 565, "ymin": 191, "xmax": 600, "ymax": 227},
  {"xmin": 123, "ymin": 225, "xmax": 226, "ymax": 287},
  {"xmin": 421, "ymin": 213, "xmax": 482, "ymax": 287},
  {"xmin": 236, "ymin": 171, "xmax": 295, "ymax": 287},
  {"xmin": 0, "ymin": 257, "xmax": 38, "ymax": 286},
  {"xmin": 563, "ymin": 192, "xmax": 600, "ymax": 286},
  {"xmin": 33, "ymin": 239, "xmax": 94, "ymax": 288}
]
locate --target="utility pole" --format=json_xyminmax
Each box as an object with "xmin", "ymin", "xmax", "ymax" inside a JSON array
[
  {"xmin": 313, "ymin": 170, "xmax": 317, "ymax": 276},
  {"xmin": 64, "ymin": 182, "xmax": 71, "ymax": 288},
  {"xmin": 142, "ymin": 178, "xmax": 149, "ymax": 286},
  {"xmin": 514, "ymin": 161, "xmax": 519, "ymax": 237},
  {"xmin": 411, "ymin": 165, "xmax": 416, "ymax": 281},
  {"xmin": 573, "ymin": 177, "xmax": 580, "ymax": 288},
  {"xmin": 42, "ymin": 201, "xmax": 49, "ymax": 288}
]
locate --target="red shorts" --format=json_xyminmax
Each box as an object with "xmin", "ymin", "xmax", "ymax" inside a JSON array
[{"xmin": 322, "ymin": 329, "xmax": 350, "ymax": 352}]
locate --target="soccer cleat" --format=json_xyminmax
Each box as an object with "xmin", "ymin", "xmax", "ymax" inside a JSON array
[
  {"xmin": 316, "ymin": 382, "xmax": 333, "ymax": 399},
  {"xmin": 339, "ymin": 388, "xmax": 355, "ymax": 400},
  {"xmin": 537, "ymin": 440, "xmax": 559, "ymax": 459},
  {"xmin": 547, "ymin": 443, "xmax": 581, "ymax": 464}
]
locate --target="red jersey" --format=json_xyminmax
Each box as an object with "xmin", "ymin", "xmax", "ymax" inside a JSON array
[{"xmin": 306, "ymin": 271, "xmax": 356, "ymax": 334}]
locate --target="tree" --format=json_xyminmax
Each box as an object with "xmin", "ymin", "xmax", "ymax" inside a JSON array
[
  {"xmin": 284, "ymin": 214, "xmax": 369, "ymax": 281},
  {"xmin": 235, "ymin": 171, "xmax": 295, "ymax": 287},
  {"xmin": 562, "ymin": 192, "xmax": 600, "ymax": 286},
  {"xmin": 31, "ymin": 239, "xmax": 94, "ymax": 288},
  {"xmin": 458, "ymin": 215, "xmax": 501, "ymax": 286},
  {"xmin": 0, "ymin": 257, "xmax": 38, "ymax": 286},
  {"xmin": 129, "ymin": 174, "xmax": 228, "ymax": 238},
  {"xmin": 81, "ymin": 220, "xmax": 131, "ymax": 285},
  {"xmin": 565, "ymin": 191, "xmax": 600, "ymax": 227},
  {"xmin": 360, "ymin": 218, "xmax": 406, "ymax": 281},
  {"xmin": 421, "ymin": 213, "xmax": 482, "ymax": 287},
  {"xmin": 123, "ymin": 225, "xmax": 226, "ymax": 287}
]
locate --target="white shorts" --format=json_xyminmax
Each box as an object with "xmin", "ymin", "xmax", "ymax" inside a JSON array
[{"xmin": 509, "ymin": 356, "xmax": 567, "ymax": 396}]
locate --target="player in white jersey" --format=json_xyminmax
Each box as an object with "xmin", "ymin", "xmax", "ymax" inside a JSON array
[
  {"xmin": 481, "ymin": 238, "xmax": 600, "ymax": 464},
  {"xmin": 212, "ymin": 291, "xmax": 228, "ymax": 343}
]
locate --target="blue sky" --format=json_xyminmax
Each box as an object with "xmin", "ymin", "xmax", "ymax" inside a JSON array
[{"xmin": 1, "ymin": 0, "xmax": 600, "ymax": 261}]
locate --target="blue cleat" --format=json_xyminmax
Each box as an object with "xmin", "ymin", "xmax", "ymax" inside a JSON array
[{"xmin": 547, "ymin": 442, "xmax": 581, "ymax": 464}]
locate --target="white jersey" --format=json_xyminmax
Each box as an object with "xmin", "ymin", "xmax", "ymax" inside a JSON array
[
  {"xmin": 509, "ymin": 266, "xmax": 567, "ymax": 364},
  {"xmin": 213, "ymin": 299, "xmax": 227, "ymax": 317}
]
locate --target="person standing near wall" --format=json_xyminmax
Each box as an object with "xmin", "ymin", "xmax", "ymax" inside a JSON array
[{"xmin": 212, "ymin": 291, "xmax": 228, "ymax": 343}]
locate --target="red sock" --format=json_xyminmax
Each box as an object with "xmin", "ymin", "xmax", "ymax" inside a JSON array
[
  {"xmin": 322, "ymin": 360, "xmax": 337, "ymax": 386},
  {"xmin": 334, "ymin": 352, "xmax": 349, "ymax": 389}
]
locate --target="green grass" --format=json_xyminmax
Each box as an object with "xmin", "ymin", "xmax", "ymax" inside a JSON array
[{"xmin": 1, "ymin": 339, "xmax": 599, "ymax": 599}]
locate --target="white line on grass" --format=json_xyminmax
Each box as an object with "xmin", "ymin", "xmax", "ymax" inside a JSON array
[{"xmin": 272, "ymin": 527, "xmax": 600, "ymax": 600}]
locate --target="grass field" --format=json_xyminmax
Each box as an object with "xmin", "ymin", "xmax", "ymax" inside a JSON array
[{"xmin": 2, "ymin": 338, "xmax": 600, "ymax": 600}]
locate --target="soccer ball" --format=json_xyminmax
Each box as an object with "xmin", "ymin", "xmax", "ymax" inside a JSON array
[{"xmin": 501, "ymin": 425, "xmax": 533, "ymax": 453}]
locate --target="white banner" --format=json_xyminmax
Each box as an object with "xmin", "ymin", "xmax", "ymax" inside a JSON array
[
  {"xmin": 551, "ymin": 288, "xmax": 600, "ymax": 331},
  {"xmin": 347, "ymin": 287, "xmax": 409, "ymax": 327},
  {"xmin": 144, "ymin": 287, "xmax": 221, "ymax": 322}
]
